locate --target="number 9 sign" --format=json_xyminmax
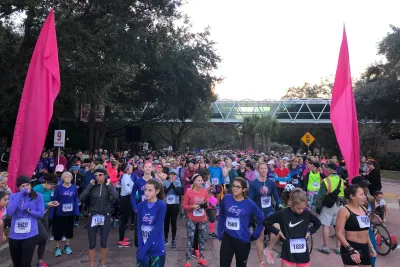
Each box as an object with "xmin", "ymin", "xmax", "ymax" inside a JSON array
[{"xmin": 54, "ymin": 130, "xmax": 66, "ymax": 147}]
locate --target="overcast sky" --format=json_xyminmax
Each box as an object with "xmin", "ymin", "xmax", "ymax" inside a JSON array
[{"xmin": 181, "ymin": 0, "xmax": 400, "ymax": 100}]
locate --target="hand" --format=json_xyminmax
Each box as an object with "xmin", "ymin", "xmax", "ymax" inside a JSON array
[
  {"xmin": 90, "ymin": 179, "xmax": 96, "ymax": 185},
  {"xmin": 21, "ymin": 188, "xmax": 29, "ymax": 195},
  {"xmin": 277, "ymin": 231, "xmax": 286, "ymax": 240},
  {"xmin": 350, "ymin": 250, "xmax": 361, "ymax": 264},
  {"xmin": 370, "ymin": 247, "xmax": 377, "ymax": 257},
  {"xmin": 193, "ymin": 204, "xmax": 200, "ymax": 210},
  {"xmin": 384, "ymin": 217, "xmax": 388, "ymax": 223},
  {"xmin": 106, "ymin": 179, "xmax": 111, "ymax": 186},
  {"xmin": 47, "ymin": 201, "xmax": 56, "ymax": 208}
]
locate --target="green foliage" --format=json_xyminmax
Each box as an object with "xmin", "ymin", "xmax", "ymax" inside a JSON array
[
  {"xmin": 241, "ymin": 115, "xmax": 279, "ymax": 151},
  {"xmin": 282, "ymin": 78, "xmax": 333, "ymax": 99},
  {"xmin": 379, "ymin": 153, "xmax": 400, "ymax": 171}
]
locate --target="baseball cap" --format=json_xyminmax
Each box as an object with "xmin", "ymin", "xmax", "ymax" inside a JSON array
[
  {"xmin": 55, "ymin": 165, "xmax": 64, "ymax": 173},
  {"xmin": 327, "ymin": 163, "xmax": 338, "ymax": 171}
]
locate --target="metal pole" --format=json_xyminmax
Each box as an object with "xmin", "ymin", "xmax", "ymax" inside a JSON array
[{"xmin": 58, "ymin": 147, "xmax": 60, "ymax": 165}]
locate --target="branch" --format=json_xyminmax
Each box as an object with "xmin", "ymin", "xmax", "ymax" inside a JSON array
[{"xmin": 153, "ymin": 129, "xmax": 172, "ymax": 145}]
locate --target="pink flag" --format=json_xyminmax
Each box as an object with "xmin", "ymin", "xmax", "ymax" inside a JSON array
[
  {"xmin": 8, "ymin": 10, "xmax": 60, "ymax": 192},
  {"xmin": 330, "ymin": 26, "xmax": 359, "ymax": 183}
]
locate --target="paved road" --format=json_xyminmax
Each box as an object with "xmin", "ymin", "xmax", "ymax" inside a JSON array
[{"xmin": 0, "ymin": 179, "xmax": 399, "ymax": 267}]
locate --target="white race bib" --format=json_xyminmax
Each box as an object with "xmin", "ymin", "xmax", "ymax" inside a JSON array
[
  {"xmin": 14, "ymin": 218, "xmax": 31, "ymax": 234},
  {"xmin": 226, "ymin": 217, "xmax": 240, "ymax": 230},
  {"xmin": 211, "ymin": 178, "xmax": 218, "ymax": 185},
  {"xmin": 261, "ymin": 196, "xmax": 271, "ymax": 208},
  {"xmin": 141, "ymin": 225, "xmax": 154, "ymax": 244},
  {"xmin": 141, "ymin": 195, "xmax": 146, "ymax": 202},
  {"xmin": 357, "ymin": 215, "xmax": 370, "ymax": 228},
  {"xmin": 62, "ymin": 203, "xmax": 73, "ymax": 212},
  {"xmin": 166, "ymin": 195, "xmax": 177, "ymax": 204},
  {"xmin": 290, "ymin": 238, "xmax": 307, "ymax": 253},
  {"xmin": 292, "ymin": 179, "xmax": 299, "ymax": 184},
  {"xmin": 312, "ymin": 182, "xmax": 320, "ymax": 189},
  {"xmin": 193, "ymin": 208, "xmax": 205, "ymax": 217},
  {"xmin": 224, "ymin": 176, "xmax": 230, "ymax": 184},
  {"xmin": 279, "ymin": 181, "xmax": 287, "ymax": 185},
  {"xmin": 91, "ymin": 215, "xmax": 105, "ymax": 227}
]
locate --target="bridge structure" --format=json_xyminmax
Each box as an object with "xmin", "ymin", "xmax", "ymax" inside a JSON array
[{"xmin": 211, "ymin": 99, "xmax": 331, "ymax": 124}]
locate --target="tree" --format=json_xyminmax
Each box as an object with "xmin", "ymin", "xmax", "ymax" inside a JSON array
[
  {"xmin": 242, "ymin": 115, "xmax": 258, "ymax": 149},
  {"xmin": 282, "ymin": 77, "xmax": 333, "ymax": 99},
  {"xmin": 255, "ymin": 116, "xmax": 279, "ymax": 151}
]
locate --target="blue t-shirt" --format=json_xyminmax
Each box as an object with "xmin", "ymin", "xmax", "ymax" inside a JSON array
[
  {"xmin": 51, "ymin": 184, "xmax": 80, "ymax": 217},
  {"xmin": 249, "ymin": 178, "xmax": 281, "ymax": 215},
  {"xmin": 208, "ymin": 166, "xmax": 224, "ymax": 185},
  {"xmin": 217, "ymin": 194, "xmax": 264, "ymax": 242}
]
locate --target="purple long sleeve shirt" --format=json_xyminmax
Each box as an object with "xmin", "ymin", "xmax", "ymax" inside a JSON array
[{"xmin": 7, "ymin": 190, "xmax": 44, "ymax": 240}]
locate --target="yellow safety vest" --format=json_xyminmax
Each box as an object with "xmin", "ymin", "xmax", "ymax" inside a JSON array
[
  {"xmin": 323, "ymin": 175, "xmax": 345, "ymax": 197},
  {"xmin": 307, "ymin": 171, "xmax": 321, "ymax": 192}
]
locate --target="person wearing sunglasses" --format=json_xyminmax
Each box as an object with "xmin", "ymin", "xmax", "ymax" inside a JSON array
[{"xmin": 79, "ymin": 168, "xmax": 119, "ymax": 267}]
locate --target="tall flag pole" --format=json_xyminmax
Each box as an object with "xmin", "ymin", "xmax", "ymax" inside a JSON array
[
  {"xmin": 8, "ymin": 9, "xmax": 60, "ymax": 192},
  {"xmin": 330, "ymin": 25, "xmax": 360, "ymax": 183}
]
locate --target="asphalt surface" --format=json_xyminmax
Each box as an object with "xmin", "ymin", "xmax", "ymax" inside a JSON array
[{"xmin": 0, "ymin": 178, "xmax": 399, "ymax": 267}]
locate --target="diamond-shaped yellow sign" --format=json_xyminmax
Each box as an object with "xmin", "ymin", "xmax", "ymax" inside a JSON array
[{"xmin": 301, "ymin": 132, "xmax": 315, "ymax": 146}]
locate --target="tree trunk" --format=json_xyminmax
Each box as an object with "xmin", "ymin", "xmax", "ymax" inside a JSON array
[
  {"xmin": 88, "ymin": 103, "xmax": 96, "ymax": 151},
  {"xmin": 266, "ymin": 136, "xmax": 271, "ymax": 153}
]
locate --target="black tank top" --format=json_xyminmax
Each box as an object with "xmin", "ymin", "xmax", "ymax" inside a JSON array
[{"xmin": 344, "ymin": 206, "xmax": 370, "ymax": 232}]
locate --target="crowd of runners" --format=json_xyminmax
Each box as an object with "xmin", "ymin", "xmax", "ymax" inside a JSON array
[{"xmin": 0, "ymin": 148, "xmax": 394, "ymax": 267}]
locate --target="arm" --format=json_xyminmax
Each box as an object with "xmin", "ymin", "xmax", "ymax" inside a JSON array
[
  {"xmin": 303, "ymin": 172, "xmax": 310, "ymax": 191},
  {"xmin": 219, "ymin": 167, "xmax": 225, "ymax": 185},
  {"xmin": 182, "ymin": 190, "xmax": 193, "ymax": 211},
  {"xmin": 136, "ymin": 204, "xmax": 144, "ymax": 253},
  {"xmin": 138, "ymin": 203, "xmax": 167, "ymax": 257},
  {"xmin": 131, "ymin": 183, "xmax": 138, "ymax": 212},
  {"xmin": 308, "ymin": 211, "xmax": 321, "ymax": 235},
  {"xmin": 172, "ymin": 181, "xmax": 182, "ymax": 195},
  {"xmin": 262, "ymin": 210, "xmax": 282, "ymax": 236},
  {"xmin": 271, "ymin": 183, "xmax": 282, "ymax": 205},
  {"xmin": 29, "ymin": 194, "xmax": 45, "ymax": 219},
  {"xmin": 6, "ymin": 193, "xmax": 21, "ymax": 216},
  {"xmin": 335, "ymin": 208, "xmax": 351, "ymax": 248},
  {"xmin": 251, "ymin": 201, "xmax": 265, "ymax": 240},
  {"xmin": 79, "ymin": 183, "xmax": 93, "ymax": 202},
  {"xmin": 217, "ymin": 197, "xmax": 226, "ymax": 240},
  {"xmin": 248, "ymin": 182, "xmax": 255, "ymax": 201},
  {"xmin": 74, "ymin": 186, "xmax": 80, "ymax": 216},
  {"xmin": 107, "ymin": 183, "xmax": 119, "ymax": 201}
]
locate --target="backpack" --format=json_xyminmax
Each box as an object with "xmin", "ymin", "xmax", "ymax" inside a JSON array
[{"xmin": 322, "ymin": 177, "xmax": 342, "ymax": 208}]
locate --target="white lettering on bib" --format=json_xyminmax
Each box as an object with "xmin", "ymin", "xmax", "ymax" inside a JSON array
[
  {"xmin": 91, "ymin": 215, "xmax": 105, "ymax": 227},
  {"xmin": 357, "ymin": 215, "xmax": 370, "ymax": 228},
  {"xmin": 62, "ymin": 203, "xmax": 73, "ymax": 212},
  {"xmin": 226, "ymin": 217, "xmax": 240, "ymax": 230},
  {"xmin": 212, "ymin": 178, "xmax": 218, "ymax": 185},
  {"xmin": 15, "ymin": 218, "xmax": 31, "ymax": 234},
  {"xmin": 193, "ymin": 208, "xmax": 205, "ymax": 217},
  {"xmin": 166, "ymin": 195, "xmax": 177, "ymax": 204},
  {"xmin": 261, "ymin": 196, "xmax": 271, "ymax": 208},
  {"xmin": 290, "ymin": 238, "xmax": 307, "ymax": 253},
  {"xmin": 292, "ymin": 179, "xmax": 299, "ymax": 184},
  {"xmin": 312, "ymin": 182, "xmax": 320, "ymax": 189},
  {"xmin": 141, "ymin": 225, "xmax": 154, "ymax": 244}
]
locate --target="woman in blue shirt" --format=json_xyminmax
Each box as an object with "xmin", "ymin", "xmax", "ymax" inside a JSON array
[
  {"xmin": 137, "ymin": 179, "xmax": 167, "ymax": 267},
  {"xmin": 218, "ymin": 177, "xmax": 264, "ymax": 267},
  {"xmin": 8, "ymin": 176, "xmax": 44, "ymax": 267}
]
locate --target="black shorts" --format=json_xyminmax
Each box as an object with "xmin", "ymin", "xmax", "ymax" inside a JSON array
[{"xmin": 340, "ymin": 240, "xmax": 371, "ymax": 266}]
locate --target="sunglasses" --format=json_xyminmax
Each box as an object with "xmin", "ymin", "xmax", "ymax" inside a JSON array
[
  {"xmin": 232, "ymin": 185, "xmax": 243, "ymax": 189},
  {"xmin": 94, "ymin": 173, "xmax": 105, "ymax": 177}
]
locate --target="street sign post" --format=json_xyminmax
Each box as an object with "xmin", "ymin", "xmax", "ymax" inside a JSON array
[
  {"xmin": 301, "ymin": 132, "xmax": 315, "ymax": 152},
  {"xmin": 54, "ymin": 130, "xmax": 66, "ymax": 164}
]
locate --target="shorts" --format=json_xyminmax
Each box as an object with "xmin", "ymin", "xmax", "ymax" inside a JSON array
[
  {"xmin": 281, "ymin": 259, "xmax": 310, "ymax": 267},
  {"xmin": 319, "ymin": 205, "xmax": 339, "ymax": 226},
  {"xmin": 340, "ymin": 240, "xmax": 371, "ymax": 266}
]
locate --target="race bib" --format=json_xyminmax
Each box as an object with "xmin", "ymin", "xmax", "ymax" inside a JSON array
[
  {"xmin": 292, "ymin": 179, "xmax": 299, "ymax": 184},
  {"xmin": 15, "ymin": 218, "xmax": 31, "ymax": 234},
  {"xmin": 141, "ymin": 225, "xmax": 154, "ymax": 244},
  {"xmin": 312, "ymin": 182, "xmax": 320, "ymax": 189},
  {"xmin": 357, "ymin": 215, "xmax": 370, "ymax": 228},
  {"xmin": 224, "ymin": 176, "xmax": 230, "ymax": 184},
  {"xmin": 261, "ymin": 196, "xmax": 271, "ymax": 208},
  {"xmin": 193, "ymin": 208, "xmax": 205, "ymax": 217},
  {"xmin": 50, "ymin": 163, "xmax": 54, "ymax": 167},
  {"xmin": 290, "ymin": 238, "xmax": 307, "ymax": 253},
  {"xmin": 62, "ymin": 203, "xmax": 73, "ymax": 212},
  {"xmin": 226, "ymin": 217, "xmax": 240, "ymax": 230},
  {"xmin": 91, "ymin": 215, "xmax": 105, "ymax": 227},
  {"xmin": 279, "ymin": 181, "xmax": 287, "ymax": 185},
  {"xmin": 141, "ymin": 195, "xmax": 146, "ymax": 202},
  {"xmin": 211, "ymin": 178, "xmax": 218, "ymax": 185},
  {"xmin": 166, "ymin": 195, "xmax": 177, "ymax": 204}
]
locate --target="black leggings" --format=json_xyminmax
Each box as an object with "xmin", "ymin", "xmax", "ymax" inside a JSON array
[
  {"xmin": 9, "ymin": 235, "xmax": 39, "ymax": 267},
  {"xmin": 220, "ymin": 233, "xmax": 251, "ymax": 267},
  {"xmin": 164, "ymin": 204, "xmax": 179, "ymax": 240},
  {"xmin": 87, "ymin": 216, "xmax": 111, "ymax": 249},
  {"xmin": 37, "ymin": 239, "xmax": 46, "ymax": 260},
  {"xmin": 119, "ymin": 195, "xmax": 133, "ymax": 241}
]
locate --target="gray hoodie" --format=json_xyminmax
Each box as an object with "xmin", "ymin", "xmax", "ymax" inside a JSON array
[{"xmin": 79, "ymin": 182, "xmax": 119, "ymax": 216}]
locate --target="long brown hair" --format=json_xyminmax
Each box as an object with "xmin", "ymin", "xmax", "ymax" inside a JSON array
[
  {"xmin": 147, "ymin": 179, "xmax": 164, "ymax": 200},
  {"xmin": 233, "ymin": 177, "xmax": 248, "ymax": 198}
]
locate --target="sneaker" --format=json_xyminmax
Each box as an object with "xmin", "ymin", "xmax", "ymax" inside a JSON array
[
  {"xmin": 318, "ymin": 247, "xmax": 330, "ymax": 254},
  {"xmin": 192, "ymin": 249, "xmax": 200, "ymax": 258},
  {"xmin": 55, "ymin": 247, "xmax": 62, "ymax": 257},
  {"xmin": 112, "ymin": 221, "xmax": 119, "ymax": 228},
  {"xmin": 130, "ymin": 224, "xmax": 134, "ymax": 230},
  {"xmin": 208, "ymin": 232, "xmax": 217, "ymax": 239},
  {"xmin": 171, "ymin": 239, "xmax": 177, "ymax": 248},
  {"xmin": 197, "ymin": 259, "xmax": 208, "ymax": 267},
  {"xmin": 258, "ymin": 263, "xmax": 266, "ymax": 267},
  {"xmin": 123, "ymin": 237, "xmax": 131, "ymax": 243},
  {"xmin": 35, "ymin": 262, "xmax": 49, "ymax": 267},
  {"xmin": 118, "ymin": 240, "xmax": 131, "ymax": 248},
  {"xmin": 164, "ymin": 239, "xmax": 169, "ymax": 246},
  {"xmin": 63, "ymin": 245, "xmax": 73, "ymax": 255},
  {"xmin": 184, "ymin": 263, "xmax": 190, "ymax": 267},
  {"xmin": 49, "ymin": 236, "xmax": 54, "ymax": 241},
  {"xmin": 62, "ymin": 236, "xmax": 66, "ymax": 242},
  {"xmin": 264, "ymin": 248, "xmax": 274, "ymax": 264},
  {"xmin": 333, "ymin": 247, "xmax": 341, "ymax": 255},
  {"xmin": 179, "ymin": 213, "xmax": 186, "ymax": 220},
  {"xmin": 74, "ymin": 221, "xmax": 79, "ymax": 228},
  {"xmin": 41, "ymin": 262, "xmax": 49, "ymax": 267}
]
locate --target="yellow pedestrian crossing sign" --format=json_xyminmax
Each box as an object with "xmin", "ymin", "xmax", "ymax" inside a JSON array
[{"xmin": 301, "ymin": 132, "xmax": 315, "ymax": 146}]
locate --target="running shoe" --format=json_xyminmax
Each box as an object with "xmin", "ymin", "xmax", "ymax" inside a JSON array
[
  {"xmin": 62, "ymin": 236, "xmax": 66, "ymax": 242},
  {"xmin": 117, "ymin": 240, "xmax": 131, "ymax": 248},
  {"xmin": 112, "ymin": 221, "xmax": 119, "ymax": 228},
  {"xmin": 258, "ymin": 262, "xmax": 266, "ymax": 267},
  {"xmin": 63, "ymin": 245, "xmax": 73, "ymax": 255},
  {"xmin": 208, "ymin": 232, "xmax": 217, "ymax": 239},
  {"xmin": 35, "ymin": 262, "xmax": 49, "ymax": 267},
  {"xmin": 123, "ymin": 237, "xmax": 131, "ymax": 243},
  {"xmin": 184, "ymin": 263, "xmax": 190, "ymax": 267},
  {"xmin": 318, "ymin": 247, "xmax": 330, "ymax": 254},
  {"xmin": 179, "ymin": 213, "xmax": 186, "ymax": 220},
  {"xmin": 197, "ymin": 259, "xmax": 208, "ymax": 267},
  {"xmin": 41, "ymin": 262, "xmax": 49, "ymax": 267},
  {"xmin": 333, "ymin": 247, "xmax": 341, "ymax": 255},
  {"xmin": 49, "ymin": 236, "xmax": 54, "ymax": 241},
  {"xmin": 264, "ymin": 248, "xmax": 274, "ymax": 264},
  {"xmin": 55, "ymin": 247, "xmax": 62, "ymax": 257},
  {"xmin": 74, "ymin": 221, "xmax": 79, "ymax": 228},
  {"xmin": 191, "ymin": 249, "xmax": 200, "ymax": 258},
  {"xmin": 164, "ymin": 239, "xmax": 169, "ymax": 246},
  {"xmin": 171, "ymin": 239, "xmax": 177, "ymax": 248}
]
